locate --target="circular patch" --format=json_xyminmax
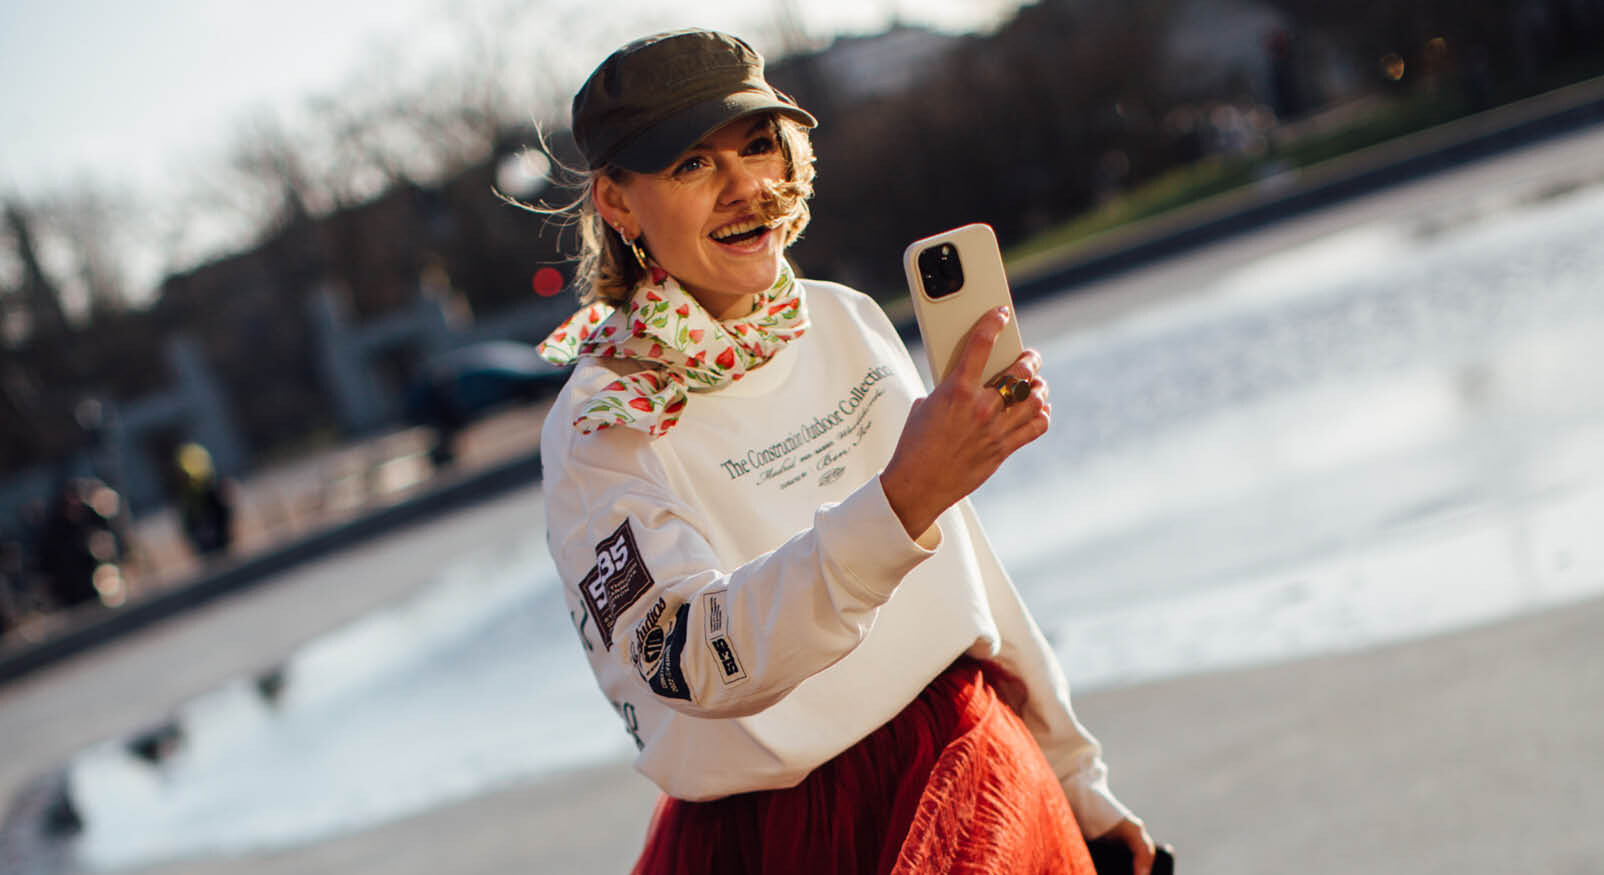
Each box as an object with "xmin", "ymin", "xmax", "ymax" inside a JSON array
[{"xmin": 642, "ymin": 627, "xmax": 665, "ymax": 663}]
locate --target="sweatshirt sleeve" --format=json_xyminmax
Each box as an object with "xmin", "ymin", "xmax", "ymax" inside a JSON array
[
  {"xmin": 956, "ymin": 499, "xmax": 1135, "ymax": 839},
  {"xmin": 544, "ymin": 419, "xmax": 939, "ymax": 720}
]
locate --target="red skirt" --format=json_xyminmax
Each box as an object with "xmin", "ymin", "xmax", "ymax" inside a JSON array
[{"xmin": 630, "ymin": 659, "xmax": 1096, "ymax": 875}]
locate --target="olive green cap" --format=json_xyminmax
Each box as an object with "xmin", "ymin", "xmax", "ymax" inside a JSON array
[{"xmin": 571, "ymin": 29, "xmax": 817, "ymax": 173}]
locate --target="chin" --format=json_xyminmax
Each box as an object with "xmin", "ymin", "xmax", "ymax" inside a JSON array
[{"xmin": 718, "ymin": 261, "xmax": 781, "ymax": 294}]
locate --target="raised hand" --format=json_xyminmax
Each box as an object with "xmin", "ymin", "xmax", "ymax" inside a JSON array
[{"xmin": 880, "ymin": 306, "xmax": 1050, "ymax": 538}]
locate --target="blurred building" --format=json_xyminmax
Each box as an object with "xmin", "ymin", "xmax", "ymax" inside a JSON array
[
  {"xmin": 803, "ymin": 25, "xmax": 963, "ymax": 106},
  {"xmin": 0, "ymin": 150, "xmax": 577, "ymax": 528},
  {"xmin": 1162, "ymin": 0, "xmax": 1361, "ymax": 118}
]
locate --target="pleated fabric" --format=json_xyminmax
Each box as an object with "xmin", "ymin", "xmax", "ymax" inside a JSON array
[{"xmin": 630, "ymin": 659, "xmax": 1096, "ymax": 875}]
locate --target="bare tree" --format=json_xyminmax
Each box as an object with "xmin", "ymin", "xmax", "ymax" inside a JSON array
[
  {"xmin": 3, "ymin": 200, "xmax": 68, "ymax": 339},
  {"xmin": 772, "ymin": 0, "xmax": 815, "ymax": 55},
  {"xmin": 0, "ymin": 207, "xmax": 20, "ymax": 343},
  {"xmin": 215, "ymin": 108, "xmax": 320, "ymax": 231},
  {"xmin": 42, "ymin": 182, "xmax": 137, "ymax": 319}
]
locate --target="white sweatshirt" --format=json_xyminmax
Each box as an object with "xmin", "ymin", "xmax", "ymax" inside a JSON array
[{"xmin": 540, "ymin": 279, "xmax": 1132, "ymax": 837}]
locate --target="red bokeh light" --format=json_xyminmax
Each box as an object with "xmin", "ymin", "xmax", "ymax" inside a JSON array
[{"xmin": 532, "ymin": 267, "xmax": 565, "ymax": 297}]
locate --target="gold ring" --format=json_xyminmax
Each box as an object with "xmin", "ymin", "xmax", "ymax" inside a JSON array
[{"xmin": 995, "ymin": 376, "xmax": 1031, "ymax": 406}]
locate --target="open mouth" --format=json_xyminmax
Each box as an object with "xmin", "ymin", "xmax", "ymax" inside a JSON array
[{"xmin": 710, "ymin": 218, "xmax": 772, "ymax": 246}]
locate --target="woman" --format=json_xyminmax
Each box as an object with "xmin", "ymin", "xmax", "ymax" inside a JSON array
[{"xmin": 538, "ymin": 29, "xmax": 1156, "ymax": 874}]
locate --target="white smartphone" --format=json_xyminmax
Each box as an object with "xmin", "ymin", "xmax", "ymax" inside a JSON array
[{"xmin": 903, "ymin": 223, "xmax": 1024, "ymax": 385}]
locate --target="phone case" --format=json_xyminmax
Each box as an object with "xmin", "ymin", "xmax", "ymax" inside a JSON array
[
  {"xmin": 1086, "ymin": 838, "xmax": 1176, "ymax": 875},
  {"xmin": 903, "ymin": 223, "xmax": 1024, "ymax": 385}
]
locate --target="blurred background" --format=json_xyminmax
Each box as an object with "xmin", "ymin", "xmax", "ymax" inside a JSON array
[
  {"xmin": 2, "ymin": 0, "xmax": 1603, "ymax": 873},
  {"xmin": 2, "ymin": 0, "xmax": 1601, "ymax": 615}
]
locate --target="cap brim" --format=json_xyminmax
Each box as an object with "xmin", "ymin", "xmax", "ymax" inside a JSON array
[{"xmin": 610, "ymin": 90, "xmax": 817, "ymax": 173}]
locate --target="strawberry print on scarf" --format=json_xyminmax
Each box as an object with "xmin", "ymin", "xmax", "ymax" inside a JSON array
[{"xmin": 539, "ymin": 262, "xmax": 807, "ymax": 437}]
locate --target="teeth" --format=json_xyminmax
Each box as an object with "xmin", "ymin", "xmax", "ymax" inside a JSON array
[{"xmin": 710, "ymin": 219, "xmax": 768, "ymax": 241}]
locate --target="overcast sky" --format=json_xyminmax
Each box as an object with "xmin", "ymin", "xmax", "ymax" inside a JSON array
[{"xmin": 0, "ymin": 0, "xmax": 1024, "ymax": 201}]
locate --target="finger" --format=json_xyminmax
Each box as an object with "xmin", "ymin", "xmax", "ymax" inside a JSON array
[
  {"xmin": 989, "ymin": 353, "xmax": 1040, "ymax": 384},
  {"xmin": 1126, "ymin": 825, "xmax": 1157, "ymax": 875},
  {"xmin": 948, "ymin": 306, "xmax": 1010, "ymax": 385},
  {"xmin": 993, "ymin": 376, "xmax": 1048, "ymax": 417},
  {"xmin": 997, "ymin": 393, "xmax": 1050, "ymax": 448},
  {"xmin": 1001, "ymin": 374, "xmax": 1048, "ymax": 401},
  {"xmin": 985, "ymin": 348, "xmax": 1041, "ymax": 391},
  {"xmin": 987, "ymin": 376, "xmax": 1032, "ymax": 409},
  {"xmin": 1001, "ymin": 416, "xmax": 1049, "ymax": 455},
  {"xmin": 1134, "ymin": 844, "xmax": 1155, "ymax": 875},
  {"xmin": 1010, "ymin": 348, "xmax": 1043, "ymax": 380}
]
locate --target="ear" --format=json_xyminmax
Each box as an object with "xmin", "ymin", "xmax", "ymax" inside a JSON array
[{"xmin": 593, "ymin": 175, "xmax": 636, "ymax": 238}]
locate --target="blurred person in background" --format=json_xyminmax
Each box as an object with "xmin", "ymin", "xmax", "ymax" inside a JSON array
[
  {"xmin": 535, "ymin": 29, "xmax": 1156, "ymax": 875},
  {"xmin": 34, "ymin": 477, "xmax": 127, "ymax": 609},
  {"xmin": 174, "ymin": 442, "xmax": 234, "ymax": 558}
]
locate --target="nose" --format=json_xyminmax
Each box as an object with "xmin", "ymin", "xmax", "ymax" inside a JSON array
[{"xmin": 718, "ymin": 156, "xmax": 763, "ymax": 206}]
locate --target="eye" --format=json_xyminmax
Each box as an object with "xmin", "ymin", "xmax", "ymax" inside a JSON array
[
  {"xmin": 670, "ymin": 155, "xmax": 708, "ymax": 176},
  {"xmin": 743, "ymin": 134, "xmax": 777, "ymax": 156}
]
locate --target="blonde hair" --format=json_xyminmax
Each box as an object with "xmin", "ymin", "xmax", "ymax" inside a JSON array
[{"xmin": 517, "ymin": 114, "xmax": 816, "ymax": 308}]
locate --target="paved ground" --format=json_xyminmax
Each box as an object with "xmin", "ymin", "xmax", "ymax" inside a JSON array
[
  {"xmin": 1081, "ymin": 594, "xmax": 1604, "ymax": 875},
  {"xmin": 0, "ymin": 483, "xmax": 551, "ymax": 855},
  {"xmin": 115, "ymin": 593, "xmax": 1604, "ymax": 875}
]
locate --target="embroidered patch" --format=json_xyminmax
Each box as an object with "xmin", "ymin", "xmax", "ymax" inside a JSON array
[
  {"xmin": 702, "ymin": 590, "xmax": 747, "ymax": 685},
  {"xmin": 630, "ymin": 598, "xmax": 691, "ymax": 701},
  {"xmin": 577, "ymin": 521, "xmax": 654, "ymax": 650}
]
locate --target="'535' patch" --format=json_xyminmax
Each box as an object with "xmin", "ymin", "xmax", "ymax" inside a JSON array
[{"xmin": 578, "ymin": 521, "xmax": 654, "ymax": 650}]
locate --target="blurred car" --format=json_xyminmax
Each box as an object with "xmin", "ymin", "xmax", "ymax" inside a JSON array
[{"xmin": 404, "ymin": 341, "xmax": 572, "ymax": 465}]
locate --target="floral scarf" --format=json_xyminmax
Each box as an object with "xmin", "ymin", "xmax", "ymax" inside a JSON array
[{"xmin": 538, "ymin": 263, "xmax": 807, "ymax": 437}]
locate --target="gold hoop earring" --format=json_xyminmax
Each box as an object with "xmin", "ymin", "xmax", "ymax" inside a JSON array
[{"xmin": 622, "ymin": 230, "xmax": 651, "ymax": 272}]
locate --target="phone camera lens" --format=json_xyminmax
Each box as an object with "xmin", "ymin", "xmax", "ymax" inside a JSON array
[{"xmin": 918, "ymin": 244, "xmax": 965, "ymax": 299}]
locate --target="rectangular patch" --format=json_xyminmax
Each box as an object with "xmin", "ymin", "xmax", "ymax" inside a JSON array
[
  {"xmin": 708, "ymin": 635, "xmax": 746, "ymax": 684},
  {"xmin": 701, "ymin": 591, "xmax": 747, "ymax": 686},
  {"xmin": 705, "ymin": 589, "xmax": 727, "ymax": 637},
  {"xmin": 577, "ymin": 521, "xmax": 654, "ymax": 650}
]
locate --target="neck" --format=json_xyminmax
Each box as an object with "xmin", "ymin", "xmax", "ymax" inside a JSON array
[{"xmin": 683, "ymin": 285, "xmax": 760, "ymax": 320}]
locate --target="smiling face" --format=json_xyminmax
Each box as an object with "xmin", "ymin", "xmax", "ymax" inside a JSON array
[{"xmin": 594, "ymin": 116, "xmax": 790, "ymax": 319}]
